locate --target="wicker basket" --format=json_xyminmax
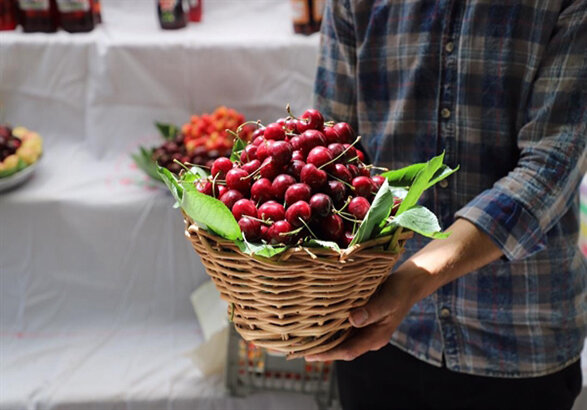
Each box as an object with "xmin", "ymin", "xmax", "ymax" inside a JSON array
[{"xmin": 184, "ymin": 214, "xmax": 412, "ymax": 359}]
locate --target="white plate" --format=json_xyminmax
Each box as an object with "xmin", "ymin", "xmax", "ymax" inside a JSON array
[{"xmin": 0, "ymin": 160, "xmax": 39, "ymax": 193}]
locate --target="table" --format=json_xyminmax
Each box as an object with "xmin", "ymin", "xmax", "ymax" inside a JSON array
[{"xmin": 1, "ymin": 1, "xmax": 585, "ymax": 409}]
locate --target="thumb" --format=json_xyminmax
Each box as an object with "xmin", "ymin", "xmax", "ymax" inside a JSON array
[{"xmin": 349, "ymin": 287, "xmax": 393, "ymax": 328}]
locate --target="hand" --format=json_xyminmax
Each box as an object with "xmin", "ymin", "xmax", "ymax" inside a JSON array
[{"xmin": 305, "ymin": 263, "xmax": 438, "ymax": 362}]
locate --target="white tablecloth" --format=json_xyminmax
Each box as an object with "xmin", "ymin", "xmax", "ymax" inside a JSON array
[{"xmin": 0, "ymin": 1, "xmax": 585, "ymax": 409}]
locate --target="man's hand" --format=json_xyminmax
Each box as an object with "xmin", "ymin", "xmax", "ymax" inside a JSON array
[{"xmin": 305, "ymin": 218, "xmax": 503, "ymax": 362}]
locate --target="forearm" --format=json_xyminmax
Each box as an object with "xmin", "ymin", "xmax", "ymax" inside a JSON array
[{"xmin": 395, "ymin": 218, "xmax": 504, "ymax": 302}]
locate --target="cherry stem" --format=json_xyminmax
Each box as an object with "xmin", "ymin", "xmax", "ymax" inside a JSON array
[
  {"xmin": 318, "ymin": 136, "xmax": 362, "ymax": 170},
  {"xmin": 298, "ymin": 217, "xmax": 318, "ymax": 239},
  {"xmin": 286, "ymin": 104, "xmax": 297, "ymax": 119},
  {"xmin": 236, "ymin": 120, "xmax": 262, "ymax": 134},
  {"xmin": 336, "ymin": 212, "xmax": 361, "ymax": 224},
  {"xmin": 246, "ymin": 215, "xmax": 273, "ymax": 226},
  {"xmin": 242, "ymin": 160, "xmax": 270, "ymax": 180},
  {"xmin": 335, "ymin": 197, "xmax": 352, "ymax": 213},
  {"xmin": 173, "ymin": 159, "xmax": 191, "ymax": 173},
  {"xmin": 280, "ymin": 226, "xmax": 304, "ymax": 236},
  {"xmin": 326, "ymin": 172, "xmax": 354, "ymax": 189}
]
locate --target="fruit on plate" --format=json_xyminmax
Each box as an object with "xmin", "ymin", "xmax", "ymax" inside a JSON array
[
  {"xmin": 0, "ymin": 125, "xmax": 43, "ymax": 177},
  {"xmin": 132, "ymin": 106, "xmax": 255, "ymax": 180}
]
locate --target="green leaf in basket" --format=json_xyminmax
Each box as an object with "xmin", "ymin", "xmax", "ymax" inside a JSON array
[
  {"xmin": 427, "ymin": 164, "xmax": 460, "ymax": 189},
  {"xmin": 180, "ymin": 165, "xmax": 209, "ymax": 184},
  {"xmin": 350, "ymin": 179, "xmax": 395, "ymax": 246},
  {"xmin": 381, "ymin": 163, "xmax": 427, "ymax": 187},
  {"xmin": 303, "ymin": 239, "xmax": 341, "ymax": 253},
  {"xmin": 131, "ymin": 146, "xmax": 162, "ymax": 181},
  {"xmin": 180, "ymin": 181, "xmax": 242, "ymax": 241},
  {"xmin": 385, "ymin": 205, "xmax": 450, "ymax": 239},
  {"xmin": 396, "ymin": 153, "xmax": 445, "ymax": 215},
  {"xmin": 236, "ymin": 237, "xmax": 288, "ymax": 258},
  {"xmin": 157, "ymin": 165, "xmax": 183, "ymax": 204},
  {"xmin": 230, "ymin": 137, "xmax": 247, "ymax": 162},
  {"xmin": 155, "ymin": 122, "xmax": 180, "ymax": 140}
]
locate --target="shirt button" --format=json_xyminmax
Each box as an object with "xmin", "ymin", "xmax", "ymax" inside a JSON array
[
  {"xmin": 439, "ymin": 179, "xmax": 449, "ymax": 189},
  {"xmin": 440, "ymin": 308, "xmax": 451, "ymax": 318},
  {"xmin": 445, "ymin": 41, "xmax": 454, "ymax": 53},
  {"xmin": 441, "ymin": 108, "xmax": 451, "ymax": 119}
]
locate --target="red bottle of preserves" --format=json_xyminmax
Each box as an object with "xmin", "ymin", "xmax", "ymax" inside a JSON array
[
  {"xmin": 56, "ymin": 0, "xmax": 95, "ymax": 32},
  {"xmin": 92, "ymin": 0, "xmax": 100, "ymax": 24},
  {"xmin": 188, "ymin": 0, "xmax": 201, "ymax": 23},
  {"xmin": 0, "ymin": 0, "xmax": 18, "ymax": 30},
  {"xmin": 18, "ymin": 0, "xmax": 58, "ymax": 32},
  {"xmin": 157, "ymin": 0, "xmax": 186, "ymax": 30},
  {"xmin": 290, "ymin": 0, "xmax": 323, "ymax": 35}
]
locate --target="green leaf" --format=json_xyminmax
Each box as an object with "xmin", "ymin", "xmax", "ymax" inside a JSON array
[
  {"xmin": 180, "ymin": 181, "xmax": 242, "ymax": 241},
  {"xmin": 131, "ymin": 146, "xmax": 162, "ymax": 181},
  {"xmin": 180, "ymin": 165, "xmax": 209, "ymax": 184},
  {"xmin": 155, "ymin": 122, "xmax": 179, "ymax": 140},
  {"xmin": 156, "ymin": 165, "xmax": 183, "ymax": 204},
  {"xmin": 381, "ymin": 163, "xmax": 426, "ymax": 187},
  {"xmin": 390, "ymin": 206, "xmax": 450, "ymax": 239},
  {"xmin": 426, "ymin": 164, "xmax": 459, "ymax": 189},
  {"xmin": 230, "ymin": 137, "xmax": 247, "ymax": 162},
  {"xmin": 396, "ymin": 153, "xmax": 445, "ymax": 215},
  {"xmin": 236, "ymin": 238, "xmax": 288, "ymax": 258},
  {"xmin": 303, "ymin": 239, "xmax": 341, "ymax": 253},
  {"xmin": 350, "ymin": 179, "xmax": 395, "ymax": 246}
]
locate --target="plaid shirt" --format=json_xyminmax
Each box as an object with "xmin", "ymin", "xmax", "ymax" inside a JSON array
[{"xmin": 315, "ymin": 0, "xmax": 587, "ymax": 377}]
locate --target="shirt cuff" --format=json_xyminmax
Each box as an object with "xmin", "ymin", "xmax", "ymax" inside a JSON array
[{"xmin": 454, "ymin": 189, "xmax": 547, "ymax": 261}]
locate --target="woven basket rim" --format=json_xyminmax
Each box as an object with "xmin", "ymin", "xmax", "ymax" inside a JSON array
[{"xmin": 183, "ymin": 214, "xmax": 413, "ymax": 262}]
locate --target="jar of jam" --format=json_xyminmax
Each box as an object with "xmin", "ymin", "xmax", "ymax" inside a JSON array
[
  {"xmin": 0, "ymin": 0, "xmax": 18, "ymax": 31},
  {"xmin": 157, "ymin": 0, "xmax": 186, "ymax": 30},
  {"xmin": 188, "ymin": 0, "xmax": 201, "ymax": 23},
  {"xmin": 18, "ymin": 0, "xmax": 58, "ymax": 32},
  {"xmin": 56, "ymin": 0, "xmax": 95, "ymax": 33}
]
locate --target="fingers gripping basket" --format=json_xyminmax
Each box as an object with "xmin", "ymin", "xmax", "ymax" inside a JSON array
[{"xmin": 184, "ymin": 215, "xmax": 412, "ymax": 359}]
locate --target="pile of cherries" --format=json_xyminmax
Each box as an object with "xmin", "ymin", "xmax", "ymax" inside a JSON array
[
  {"xmin": 193, "ymin": 108, "xmax": 397, "ymax": 248},
  {"xmin": 0, "ymin": 125, "xmax": 21, "ymax": 162}
]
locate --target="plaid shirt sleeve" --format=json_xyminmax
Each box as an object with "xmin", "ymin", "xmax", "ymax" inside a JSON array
[
  {"xmin": 455, "ymin": 5, "xmax": 587, "ymax": 261},
  {"xmin": 313, "ymin": 0, "xmax": 358, "ymax": 133}
]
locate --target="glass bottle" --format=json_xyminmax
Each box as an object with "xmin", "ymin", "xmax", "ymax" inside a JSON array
[
  {"xmin": 188, "ymin": 0, "xmax": 201, "ymax": 23},
  {"xmin": 0, "ymin": 0, "xmax": 18, "ymax": 30},
  {"xmin": 56, "ymin": 0, "xmax": 95, "ymax": 33},
  {"xmin": 18, "ymin": 0, "xmax": 58, "ymax": 32},
  {"xmin": 157, "ymin": 0, "xmax": 186, "ymax": 30}
]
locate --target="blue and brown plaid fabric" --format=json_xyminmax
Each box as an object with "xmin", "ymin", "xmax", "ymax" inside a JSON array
[{"xmin": 314, "ymin": 0, "xmax": 586, "ymax": 377}]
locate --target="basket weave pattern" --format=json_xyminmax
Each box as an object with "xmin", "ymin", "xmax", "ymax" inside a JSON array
[{"xmin": 184, "ymin": 216, "xmax": 411, "ymax": 358}]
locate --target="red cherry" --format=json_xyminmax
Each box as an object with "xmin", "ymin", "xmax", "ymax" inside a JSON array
[
  {"xmin": 240, "ymin": 145, "xmax": 258, "ymax": 163},
  {"xmin": 285, "ymin": 183, "xmax": 312, "ymax": 206},
  {"xmin": 332, "ymin": 122, "xmax": 355, "ymax": 143},
  {"xmin": 331, "ymin": 163, "xmax": 353, "ymax": 184},
  {"xmin": 260, "ymin": 224, "xmax": 269, "ymax": 240},
  {"xmin": 391, "ymin": 197, "xmax": 402, "ymax": 216},
  {"xmin": 211, "ymin": 157, "xmax": 233, "ymax": 179},
  {"xmin": 299, "ymin": 108, "xmax": 324, "ymax": 131},
  {"xmin": 299, "ymin": 130, "xmax": 326, "ymax": 154},
  {"xmin": 325, "ymin": 180, "xmax": 347, "ymax": 206},
  {"xmin": 287, "ymin": 160, "xmax": 305, "ymax": 180},
  {"xmin": 352, "ymin": 176, "xmax": 375, "ymax": 198},
  {"xmin": 348, "ymin": 196, "xmax": 371, "ymax": 220},
  {"xmin": 323, "ymin": 126, "xmax": 340, "ymax": 144},
  {"xmin": 252, "ymin": 128, "xmax": 265, "ymax": 141},
  {"xmin": 267, "ymin": 220, "xmax": 293, "ymax": 244},
  {"xmin": 348, "ymin": 164, "xmax": 360, "ymax": 178},
  {"xmin": 251, "ymin": 178, "xmax": 274, "ymax": 203},
  {"xmin": 327, "ymin": 143, "xmax": 345, "ymax": 161},
  {"xmin": 238, "ymin": 217, "xmax": 261, "ymax": 241},
  {"xmin": 306, "ymin": 146, "xmax": 334, "ymax": 168},
  {"xmin": 309, "ymin": 193, "xmax": 332, "ymax": 217},
  {"xmin": 356, "ymin": 149, "xmax": 366, "ymax": 162},
  {"xmin": 259, "ymin": 157, "xmax": 282, "ymax": 180},
  {"xmin": 359, "ymin": 166, "xmax": 371, "ymax": 177},
  {"xmin": 300, "ymin": 163, "xmax": 327, "ymax": 191},
  {"xmin": 252, "ymin": 135, "xmax": 265, "ymax": 146},
  {"xmin": 217, "ymin": 185, "xmax": 228, "ymax": 198},
  {"xmin": 226, "ymin": 168, "xmax": 251, "ymax": 194},
  {"xmin": 272, "ymin": 174, "xmax": 296, "ymax": 200},
  {"xmin": 258, "ymin": 201, "xmax": 286, "ymax": 222},
  {"xmin": 372, "ymin": 175, "xmax": 386, "ymax": 189},
  {"xmin": 291, "ymin": 150, "xmax": 305, "ymax": 162},
  {"xmin": 320, "ymin": 214, "xmax": 344, "ymax": 241},
  {"xmin": 289, "ymin": 135, "xmax": 303, "ymax": 151},
  {"xmin": 242, "ymin": 159, "xmax": 261, "ymax": 175},
  {"xmin": 220, "ymin": 189, "xmax": 244, "ymax": 210},
  {"xmin": 264, "ymin": 123, "xmax": 286, "ymax": 141},
  {"xmin": 256, "ymin": 139, "xmax": 273, "ymax": 162},
  {"xmin": 342, "ymin": 231, "xmax": 354, "ymax": 248},
  {"xmin": 286, "ymin": 201, "xmax": 312, "ymax": 228},
  {"xmin": 232, "ymin": 199, "xmax": 257, "ymax": 220},
  {"xmin": 270, "ymin": 140, "xmax": 293, "ymax": 166}
]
